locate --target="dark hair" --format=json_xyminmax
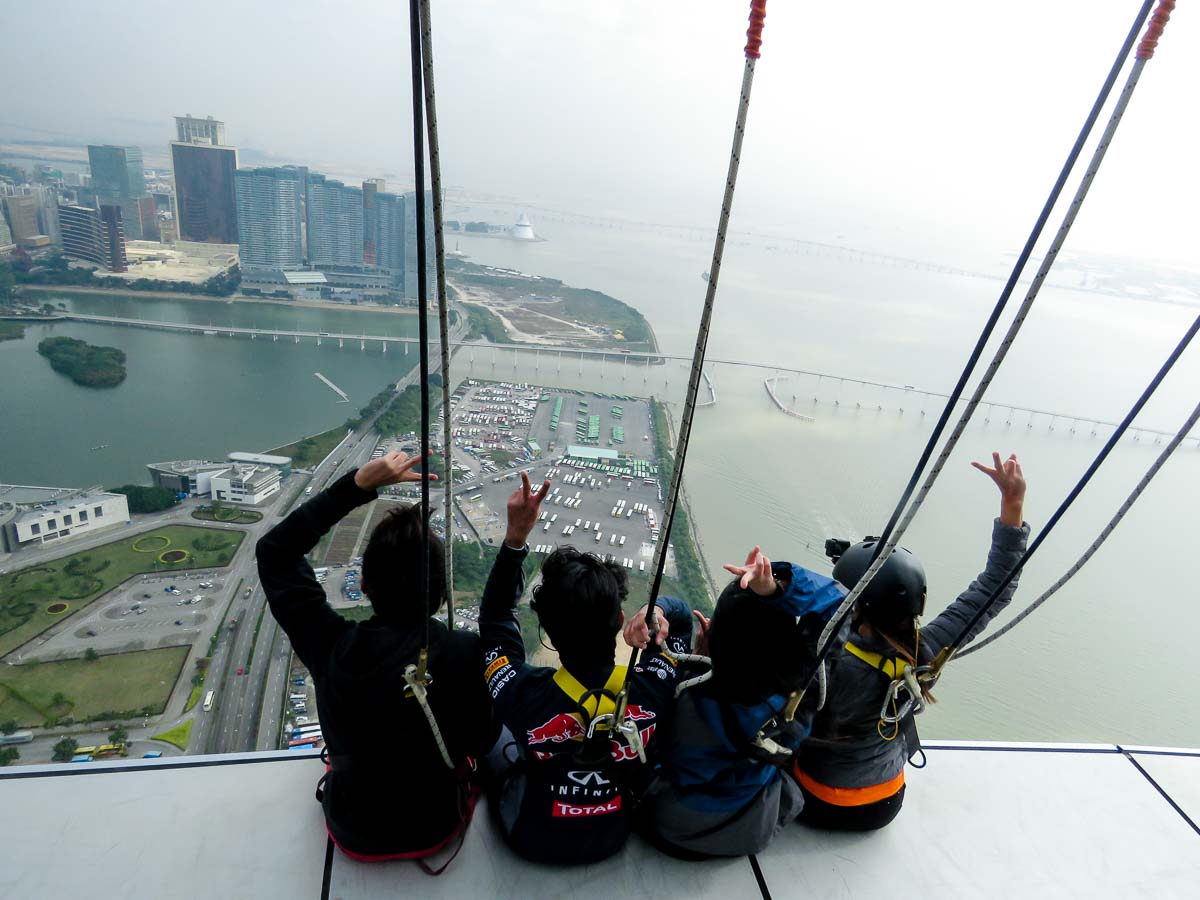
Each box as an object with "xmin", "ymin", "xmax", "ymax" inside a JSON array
[
  {"xmin": 531, "ymin": 546, "xmax": 627, "ymax": 664},
  {"xmin": 360, "ymin": 504, "xmax": 445, "ymax": 623},
  {"xmin": 707, "ymin": 579, "xmax": 825, "ymax": 705}
]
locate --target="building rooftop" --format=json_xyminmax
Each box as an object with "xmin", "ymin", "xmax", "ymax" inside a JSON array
[
  {"xmin": 146, "ymin": 459, "xmax": 228, "ymax": 476},
  {"xmin": 217, "ymin": 464, "xmax": 280, "ymax": 489},
  {"xmin": 228, "ymin": 452, "xmax": 292, "ymax": 466},
  {"xmin": 1, "ymin": 742, "xmax": 1197, "ymax": 897},
  {"xmin": 566, "ymin": 446, "xmax": 620, "ymax": 461},
  {"xmin": 283, "ymin": 271, "xmax": 329, "ymax": 285},
  {"xmin": 0, "ymin": 484, "xmax": 108, "ymax": 507}
]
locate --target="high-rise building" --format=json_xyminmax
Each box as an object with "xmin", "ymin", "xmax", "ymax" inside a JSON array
[
  {"xmin": 403, "ymin": 190, "xmax": 436, "ymax": 300},
  {"xmin": 2, "ymin": 195, "xmax": 44, "ymax": 248},
  {"xmin": 87, "ymin": 145, "xmax": 152, "ymax": 241},
  {"xmin": 87, "ymin": 145, "xmax": 146, "ymax": 200},
  {"xmin": 135, "ymin": 195, "xmax": 159, "ymax": 242},
  {"xmin": 58, "ymin": 203, "xmax": 127, "ymax": 272},
  {"xmin": 234, "ymin": 167, "xmax": 304, "ymax": 272},
  {"xmin": 0, "ymin": 213, "xmax": 14, "ymax": 257},
  {"xmin": 374, "ymin": 190, "xmax": 405, "ymax": 275},
  {"xmin": 175, "ymin": 114, "xmax": 227, "ymax": 146},
  {"xmin": 305, "ymin": 173, "xmax": 363, "ymax": 268},
  {"xmin": 362, "ymin": 178, "xmax": 384, "ymax": 266},
  {"xmin": 170, "ymin": 142, "xmax": 238, "ymax": 245}
]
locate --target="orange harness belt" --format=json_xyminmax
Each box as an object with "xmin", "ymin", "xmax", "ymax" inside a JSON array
[{"xmin": 793, "ymin": 766, "xmax": 905, "ymax": 807}]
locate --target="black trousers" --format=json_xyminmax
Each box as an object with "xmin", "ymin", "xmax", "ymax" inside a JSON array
[{"xmin": 796, "ymin": 784, "xmax": 905, "ymax": 831}]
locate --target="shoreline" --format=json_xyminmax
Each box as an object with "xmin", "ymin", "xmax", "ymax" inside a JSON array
[{"xmin": 20, "ymin": 284, "xmax": 418, "ymax": 316}]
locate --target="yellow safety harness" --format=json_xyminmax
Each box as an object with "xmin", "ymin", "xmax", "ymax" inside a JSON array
[
  {"xmin": 844, "ymin": 641, "xmax": 909, "ymax": 681},
  {"xmin": 552, "ymin": 665, "xmax": 628, "ymax": 735},
  {"xmin": 844, "ymin": 642, "xmax": 910, "ymax": 742}
]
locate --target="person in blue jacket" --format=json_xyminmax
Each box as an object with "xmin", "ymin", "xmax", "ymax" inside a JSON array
[{"xmin": 623, "ymin": 547, "xmax": 845, "ymax": 858}]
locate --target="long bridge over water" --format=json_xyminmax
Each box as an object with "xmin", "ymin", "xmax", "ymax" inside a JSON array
[{"xmin": 59, "ymin": 312, "xmax": 1197, "ymax": 447}]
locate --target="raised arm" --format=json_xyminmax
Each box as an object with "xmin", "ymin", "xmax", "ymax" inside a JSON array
[
  {"xmin": 479, "ymin": 473, "xmax": 550, "ymax": 704},
  {"xmin": 256, "ymin": 452, "xmax": 432, "ymax": 672},
  {"xmin": 922, "ymin": 453, "xmax": 1031, "ymax": 652}
]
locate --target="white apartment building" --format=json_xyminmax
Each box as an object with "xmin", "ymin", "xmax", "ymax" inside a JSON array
[
  {"xmin": 0, "ymin": 485, "xmax": 130, "ymax": 553},
  {"xmin": 210, "ymin": 465, "xmax": 281, "ymax": 505}
]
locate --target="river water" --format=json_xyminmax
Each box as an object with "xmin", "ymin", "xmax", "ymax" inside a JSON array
[{"xmin": 2, "ymin": 213, "xmax": 1198, "ymax": 747}]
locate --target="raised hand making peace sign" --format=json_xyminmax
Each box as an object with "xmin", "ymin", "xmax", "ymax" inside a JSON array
[{"xmin": 504, "ymin": 471, "xmax": 552, "ymax": 549}]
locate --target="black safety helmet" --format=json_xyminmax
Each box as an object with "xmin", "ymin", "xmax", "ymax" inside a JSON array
[{"xmin": 830, "ymin": 537, "xmax": 927, "ymax": 621}]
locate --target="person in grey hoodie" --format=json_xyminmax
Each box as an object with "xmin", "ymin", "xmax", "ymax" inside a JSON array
[{"xmin": 794, "ymin": 451, "xmax": 1029, "ymax": 830}]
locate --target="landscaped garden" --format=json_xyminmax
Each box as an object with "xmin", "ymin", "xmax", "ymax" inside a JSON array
[
  {"xmin": 0, "ymin": 525, "xmax": 245, "ymax": 657},
  {"xmin": 191, "ymin": 506, "xmax": 263, "ymax": 524},
  {"xmin": 0, "ymin": 646, "xmax": 188, "ymax": 727},
  {"xmin": 150, "ymin": 718, "xmax": 194, "ymax": 751}
]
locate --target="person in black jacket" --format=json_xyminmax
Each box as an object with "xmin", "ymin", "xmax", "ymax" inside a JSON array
[
  {"xmin": 479, "ymin": 472, "xmax": 694, "ymax": 865},
  {"xmin": 256, "ymin": 452, "xmax": 497, "ymax": 861}
]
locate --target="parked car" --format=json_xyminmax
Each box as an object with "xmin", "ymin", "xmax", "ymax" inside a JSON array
[
  {"xmin": 174, "ymin": 620, "xmax": 183, "ymax": 626},
  {"xmin": 142, "ymin": 593, "xmax": 152, "ymax": 599},
  {"xmin": 237, "ymin": 667, "xmax": 244, "ymax": 676}
]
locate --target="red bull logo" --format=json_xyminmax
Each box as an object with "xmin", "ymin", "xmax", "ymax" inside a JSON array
[
  {"xmin": 527, "ymin": 706, "xmax": 657, "ymax": 754},
  {"xmin": 624, "ymin": 704, "xmax": 654, "ymax": 723},
  {"xmin": 527, "ymin": 713, "xmax": 586, "ymax": 746}
]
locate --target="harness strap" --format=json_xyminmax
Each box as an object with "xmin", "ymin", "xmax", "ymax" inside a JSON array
[
  {"xmin": 552, "ymin": 664, "xmax": 627, "ymax": 729},
  {"xmin": 845, "ymin": 641, "xmax": 908, "ymax": 681},
  {"xmin": 404, "ymin": 662, "xmax": 454, "ymax": 769}
]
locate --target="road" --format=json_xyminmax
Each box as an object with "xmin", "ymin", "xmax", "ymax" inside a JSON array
[{"xmin": 199, "ymin": 303, "xmax": 468, "ymax": 755}]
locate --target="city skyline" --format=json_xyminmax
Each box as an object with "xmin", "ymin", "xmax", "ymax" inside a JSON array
[{"xmin": 1, "ymin": 0, "xmax": 1196, "ymax": 267}]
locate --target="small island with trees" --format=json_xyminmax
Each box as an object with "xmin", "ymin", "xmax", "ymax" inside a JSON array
[{"xmin": 37, "ymin": 336, "xmax": 127, "ymax": 387}]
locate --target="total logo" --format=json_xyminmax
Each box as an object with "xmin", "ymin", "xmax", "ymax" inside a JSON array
[{"xmin": 552, "ymin": 796, "xmax": 622, "ymax": 818}]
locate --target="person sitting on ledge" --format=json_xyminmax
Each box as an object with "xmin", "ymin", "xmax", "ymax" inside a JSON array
[
  {"xmin": 623, "ymin": 546, "xmax": 845, "ymax": 858},
  {"xmin": 795, "ymin": 452, "xmax": 1030, "ymax": 832},
  {"xmin": 257, "ymin": 452, "xmax": 496, "ymax": 865},
  {"xmin": 479, "ymin": 472, "xmax": 694, "ymax": 865}
]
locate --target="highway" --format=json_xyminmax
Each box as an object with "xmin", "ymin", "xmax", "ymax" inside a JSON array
[{"xmin": 198, "ymin": 302, "xmax": 467, "ymax": 755}]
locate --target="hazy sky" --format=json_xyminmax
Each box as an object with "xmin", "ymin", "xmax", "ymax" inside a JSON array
[{"xmin": 2, "ymin": 0, "xmax": 1195, "ymax": 265}]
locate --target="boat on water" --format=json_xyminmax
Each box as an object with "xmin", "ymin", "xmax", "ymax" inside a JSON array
[
  {"xmin": 448, "ymin": 241, "xmax": 469, "ymax": 259},
  {"xmin": 88, "ymin": 444, "xmax": 108, "ymax": 451}
]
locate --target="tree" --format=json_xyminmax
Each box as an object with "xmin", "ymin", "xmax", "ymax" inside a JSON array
[
  {"xmin": 110, "ymin": 485, "xmax": 178, "ymax": 514},
  {"xmin": 108, "ymin": 724, "xmax": 129, "ymax": 745},
  {"xmin": 84, "ymin": 647, "xmax": 99, "ymax": 662},
  {"xmin": 0, "ymin": 747, "xmax": 18, "ymax": 767},
  {"xmin": 0, "ymin": 720, "xmax": 17, "ymax": 735},
  {"xmin": 51, "ymin": 692, "xmax": 67, "ymax": 708},
  {"xmin": 51, "ymin": 737, "xmax": 78, "ymax": 761}
]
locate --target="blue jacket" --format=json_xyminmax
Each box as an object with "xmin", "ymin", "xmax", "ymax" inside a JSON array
[{"xmin": 650, "ymin": 563, "xmax": 844, "ymax": 856}]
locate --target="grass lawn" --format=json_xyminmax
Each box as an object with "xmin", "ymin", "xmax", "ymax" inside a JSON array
[
  {"xmin": 183, "ymin": 681, "xmax": 204, "ymax": 713},
  {"xmin": 0, "ymin": 646, "xmax": 189, "ymax": 726},
  {"xmin": 0, "ymin": 525, "xmax": 246, "ymax": 658},
  {"xmin": 191, "ymin": 507, "xmax": 262, "ymax": 524},
  {"xmin": 268, "ymin": 426, "xmax": 347, "ymax": 469},
  {"xmin": 151, "ymin": 718, "xmax": 194, "ymax": 751},
  {"xmin": 335, "ymin": 605, "xmax": 374, "ymax": 623}
]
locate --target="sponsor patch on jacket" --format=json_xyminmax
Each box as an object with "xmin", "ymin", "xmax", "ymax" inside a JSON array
[
  {"xmin": 484, "ymin": 655, "xmax": 510, "ymax": 682},
  {"xmin": 552, "ymin": 796, "xmax": 622, "ymax": 818}
]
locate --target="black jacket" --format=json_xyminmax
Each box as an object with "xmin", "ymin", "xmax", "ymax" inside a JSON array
[
  {"xmin": 478, "ymin": 543, "xmax": 693, "ymax": 864},
  {"xmin": 257, "ymin": 471, "xmax": 497, "ymax": 855}
]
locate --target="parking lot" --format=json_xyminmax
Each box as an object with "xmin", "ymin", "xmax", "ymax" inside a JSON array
[
  {"xmin": 448, "ymin": 382, "xmax": 677, "ymax": 575},
  {"xmin": 25, "ymin": 572, "xmax": 227, "ymax": 661}
]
